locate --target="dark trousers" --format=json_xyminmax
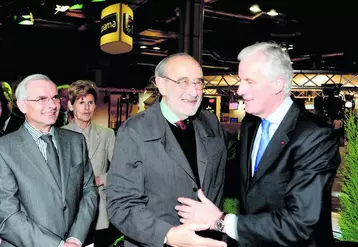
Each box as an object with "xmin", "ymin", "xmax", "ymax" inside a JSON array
[
  {"xmin": 197, "ymin": 230, "xmax": 238, "ymax": 247},
  {"xmin": 94, "ymin": 224, "xmax": 122, "ymax": 247}
]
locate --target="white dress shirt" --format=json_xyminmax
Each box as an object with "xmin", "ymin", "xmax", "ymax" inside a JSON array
[{"xmin": 250, "ymin": 97, "xmax": 293, "ymax": 176}]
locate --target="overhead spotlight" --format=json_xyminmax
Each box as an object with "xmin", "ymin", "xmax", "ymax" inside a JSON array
[
  {"xmin": 69, "ymin": 4, "xmax": 84, "ymax": 10},
  {"xmin": 345, "ymin": 101, "xmax": 353, "ymax": 108},
  {"xmin": 249, "ymin": 4, "xmax": 261, "ymax": 13},
  {"xmin": 16, "ymin": 12, "xmax": 34, "ymax": 25},
  {"xmin": 267, "ymin": 9, "xmax": 278, "ymax": 16},
  {"xmin": 91, "ymin": 0, "xmax": 106, "ymax": 2},
  {"xmin": 140, "ymin": 45, "xmax": 147, "ymax": 49},
  {"xmin": 153, "ymin": 46, "xmax": 160, "ymax": 50},
  {"xmin": 55, "ymin": 5, "xmax": 70, "ymax": 14}
]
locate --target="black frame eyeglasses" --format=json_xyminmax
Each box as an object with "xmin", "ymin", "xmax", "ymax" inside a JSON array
[{"xmin": 25, "ymin": 95, "xmax": 62, "ymax": 105}]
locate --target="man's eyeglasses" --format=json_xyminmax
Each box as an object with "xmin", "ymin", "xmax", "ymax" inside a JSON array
[
  {"xmin": 159, "ymin": 76, "xmax": 206, "ymax": 90},
  {"xmin": 25, "ymin": 95, "xmax": 62, "ymax": 105}
]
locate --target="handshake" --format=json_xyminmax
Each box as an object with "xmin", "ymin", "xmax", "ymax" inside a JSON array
[{"xmin": 164, "ymin": 189, "xmax": 228, "ymax": 247}]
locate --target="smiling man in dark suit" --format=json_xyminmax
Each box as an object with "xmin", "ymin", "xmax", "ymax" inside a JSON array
[
  {"xmin": 0, "ymin": 74, "xmax": 98, "ymax": 247},
  {"xmin": 176, "ymin": 42, "xmax": 341, "ymax": 247}
]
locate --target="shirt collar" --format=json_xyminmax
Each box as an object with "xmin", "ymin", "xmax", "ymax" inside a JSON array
[
  {"xmin": 3, "ymin": 116, "xmax": 11, "ymax": 131},
  {"xmin": 160, "ymin": 100, "xmax": 181, "ymax": 125},
  {"xmin": 71, "ymin": 120, "xmax": 92, "ymax": 139},
  {"xmin": 264, "ymin": 96, "xmax": 293, "ymax": 126},
  {"xmin": 24, "ymin": 120, "xmax": 56, "ymax": 141}
]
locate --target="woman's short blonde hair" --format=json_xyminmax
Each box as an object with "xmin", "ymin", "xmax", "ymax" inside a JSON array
[{"xmin": 68, "ymin": 80, "xmax": 99, "ymax": 104}]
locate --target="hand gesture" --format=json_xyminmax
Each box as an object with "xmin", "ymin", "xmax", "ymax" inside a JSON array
[
  {"xmin": 166, "ymin": 223, "xmax": 226, "ymax": 247},
  {"xmin": 176, "ymin": 189, "xmax": 223, "ymax": 227}
]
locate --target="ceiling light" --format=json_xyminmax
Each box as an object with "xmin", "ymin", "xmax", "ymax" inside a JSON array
[
  {"xmin": 267, "ymin": 9, "xmax": 278, "ymax": 16},
  {"xmin": 345, "ymin": 101, "xmax": 353, "ymax": 108},
  {"xmin": 153, "ymin": 47, "xmax": 160, "ymax": 50},
  {"xmin": 69, "ymin": 4, "xmax": 84, "ymax": 10},
  {"xmin": 91, "ymin": 0, "xmax": 106, "ymax": 2},
  {"xmin": 18, "ymin": 20, "xmax": 33, "ymax": 25},
  {"xmin": 249, "ymin": 4, "xmax": 261, "ymax": 13},
  {"xmin": 17, "ymin": 12, "xmax": 34, "ymax": 25},
  {"xmin": 55, "ymin": 5, "xmax": 70, "ymax": 14},
  {"xmin": 140, "ymin": 45, "xmax": 147, "ymax": 49}
]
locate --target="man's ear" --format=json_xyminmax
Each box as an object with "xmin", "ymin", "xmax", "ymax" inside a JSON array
[
  {"xmin": 273, "ymin": 76, "xmax": 285, "ymax": 94},
  {"xmin": 67, "ymin": 101, "xmax": 74, "ymax": 111},
  {"xmin": 16, "ymin": 100, "xmax": 27, "ymax": 114},
  {"xmin": 155, "ymin": 77, "xmax": 167, "ymax": 96}
]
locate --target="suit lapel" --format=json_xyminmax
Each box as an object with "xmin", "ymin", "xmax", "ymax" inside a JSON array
[
  {"xmin": 54, "ymin": 128, "xmax": 70, "ymax": 202},
  {"xmin": 18, "ymin": 126, "xmax": 62, "ymax": 197},
  {"xmin": 142, "ymin": 102, "xmax": 196, "ymax": 183},
  {"xmin": 240, "ymin": 116, "xmax": 260, "ymax": 192},
  {"xmin": 88, "ymin": 123, "xmax": 100, "ymax": 160},
  {"xmin": 249, "ymin": 104, "xmax": 299, "ymax": 187},
  {"xmin": 192, "ymin": 115, "xmax": 214, "ymax": 187},
  {"xmin": 163, "ymin": 122, "xmax": 196, "ymax": 183}
]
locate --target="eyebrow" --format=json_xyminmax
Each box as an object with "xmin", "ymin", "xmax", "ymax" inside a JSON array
[
  {"xmin": 35, "ymin": 94, "xmax": 60, "ymax": 98},
  {"xmin": 177, "ymin": 76, "xmax": 205, "ymax": 80}
]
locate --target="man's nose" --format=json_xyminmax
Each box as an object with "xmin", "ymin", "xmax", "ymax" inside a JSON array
[
  {"xmin": 48, "ymin": 98, "xmax": 58, "ymax": 109},
  {"xmin": 186, "ymin": 83, "xmax": 200, "ymax": 97},
  {"xmin": 237, "ymin": 83, "xmax": 247, "ymax": 96}
]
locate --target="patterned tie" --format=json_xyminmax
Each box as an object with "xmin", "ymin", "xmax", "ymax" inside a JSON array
[
  {"xmin": 254, "ymin": 119, "xmax": 271, "ymax": 174},
  {"xmin": 175, "ymin": 120, "xmax": 187, "ymax": 130},
  {"xmin": 40, "ymin": 134, "xmax": 61, "ymax": 189}
]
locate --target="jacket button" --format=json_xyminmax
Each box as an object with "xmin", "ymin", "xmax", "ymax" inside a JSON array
[
  {"xmin": 64, "ymin": 232, "xmax": 68, "ymax": 238},
  {"xmin": 63, "ymin": 206, "xmax": 67, "ymax": 211},
  {"xmin": 193, "ymin": 187, "xmax": 198, "ymax": 192}
]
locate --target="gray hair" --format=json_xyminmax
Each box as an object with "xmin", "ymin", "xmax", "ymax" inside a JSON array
[
  {"xmin": 237, "ymin": 42, "xmax": 293, "ymax": 95},
  {"xmin": 154, "ymin": 53, "xmax": 198, "ymax": 77},
  {"xmin": 15, "ymin": 74, "xmax": 52, "ymax": 100}
]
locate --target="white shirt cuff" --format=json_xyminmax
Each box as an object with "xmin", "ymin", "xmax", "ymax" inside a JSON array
[
  {"xmin": 66, "ymin": 237, "xmax": 82, "ymax": 246},
  {"xmin": 225, "ymin": 213, "xmax": 239, "ymax": 240},
  {"xmin": 58, "ymin": 240, "xmax": 64, "ymax": 247}
]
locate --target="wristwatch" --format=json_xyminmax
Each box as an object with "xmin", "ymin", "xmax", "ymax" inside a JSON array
[{"xmin": 213, "ymin": 212, "xmax": 226, "ymax": 232}]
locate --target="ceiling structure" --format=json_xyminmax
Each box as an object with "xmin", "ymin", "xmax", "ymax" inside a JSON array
[{"xmin": 0, "ymin": 0, "xmax": 357, "ymax": 89}]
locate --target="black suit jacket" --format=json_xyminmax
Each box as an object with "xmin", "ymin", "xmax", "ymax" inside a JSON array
[
  {"xmin": 3, "ymin": 113, "xmax": 24, "ymax": 135},
  {"xmin": 236, "ymin": 104, "xmax": 340, "ymax": 247}
]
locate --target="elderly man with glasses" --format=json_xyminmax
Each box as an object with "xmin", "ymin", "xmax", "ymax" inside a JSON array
[
  {"xmin": 0, "ymin": 74, "xmax": 98, "ymax": 247},
  {"xmin": 107, "ymin": 53, "xmax": 233, "ymax": 247}
]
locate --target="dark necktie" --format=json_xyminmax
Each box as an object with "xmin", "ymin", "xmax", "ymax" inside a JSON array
[
  {"xmin": 175, "ymin": 120, "xmax": 187, "ymax": 131},
  {"xmin": 254, "ymin": 119, "xmax": 271, "ymax": 174},
  {"xmin": 40, "ymin": 134, "xmax": 61, "ymax": 189}
]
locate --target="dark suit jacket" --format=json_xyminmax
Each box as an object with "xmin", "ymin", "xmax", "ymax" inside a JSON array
[
  {"xmin": 236, "ymin": 104, "xmax": 340, "ymax": 247},
  {"xmin": 3, "ymin": 113, "xmax": 24, "ymax": 135},
  {"xmin": 106, "ymin": 102, "xmax": 228, "ymax": 247},
  {"xmin": 0, "ymin": 126, "xmax": 98, "ymax": 247}
]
